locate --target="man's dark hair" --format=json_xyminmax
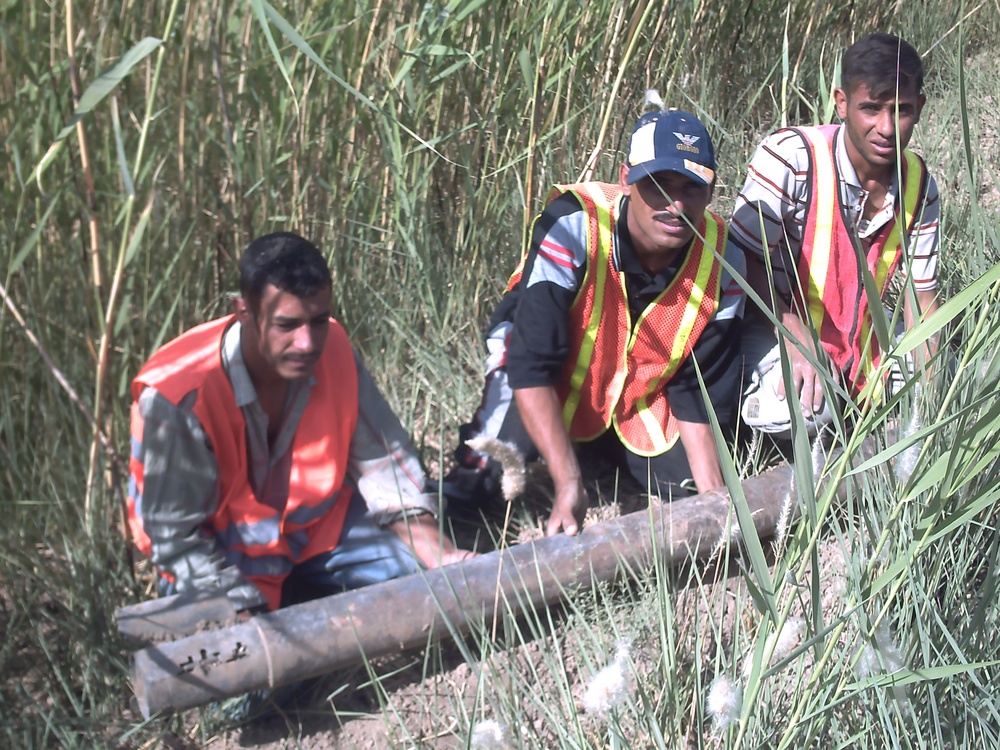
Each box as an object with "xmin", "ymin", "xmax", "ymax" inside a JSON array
[
  {"xmin": 841, "ymin": 33, "xmax": 924, "ymax": 99},
  {"xmin": 239, "ymin": 232, "xmax": 332, "ymax": 307}
]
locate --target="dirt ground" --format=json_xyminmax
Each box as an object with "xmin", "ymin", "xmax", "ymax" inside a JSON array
[{"xmin": 157, "ymin": 460, "xmax": 856, "ymax": 750}]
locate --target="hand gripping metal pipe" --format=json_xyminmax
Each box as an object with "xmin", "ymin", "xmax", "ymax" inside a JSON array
[{"xmin": 127, "ymin": 465, "xmax": 792, "ymax": 718}]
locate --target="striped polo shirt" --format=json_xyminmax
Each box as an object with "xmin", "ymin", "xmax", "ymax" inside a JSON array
[{"xmin": 728, "ymin": 125, "xmax": 940, "ymax": 302}]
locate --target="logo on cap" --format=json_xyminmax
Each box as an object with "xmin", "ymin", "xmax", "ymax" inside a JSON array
[{"xmin": 674, "ymin": 132, "xmax": 701, "ymax": 154}]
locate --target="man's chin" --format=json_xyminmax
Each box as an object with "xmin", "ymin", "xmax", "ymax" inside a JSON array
[
  {"xmin": 279, "ymin": 361, "xmax": 318, "ymax": 381},
  {"xmin": 653, "ymin": 229, "xmax": 695, "ymax": 251}
]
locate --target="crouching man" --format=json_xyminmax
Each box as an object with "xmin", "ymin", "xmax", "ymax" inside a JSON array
[
  {"xmin": 448, "ymin": 106, "xmax": 746, "ymax": 536},
  {"xmin": 732, "ymin": 33, "xmax": 941, "ymax": 436},
  {"xmin": 128, "ymin": 232, "xmax": 474, "ymax": 612}
]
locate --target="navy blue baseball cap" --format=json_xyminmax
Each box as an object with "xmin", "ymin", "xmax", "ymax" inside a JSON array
[{"xmin": 625, "ymin": 109, "xmax": 716, "ymax": 185}]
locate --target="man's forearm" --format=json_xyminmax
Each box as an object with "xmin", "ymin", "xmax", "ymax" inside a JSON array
[
  {"xmin": 746, "ymin": 249, "xmax": 816, "ymax": 352},
  {"xmin": 905, "ymin": 289, "xmax": 941, "ymax": 367},
  {"xmin": 134, "ymin": 390, "xmax": 229, "ymax": 586},
  {"xmin": 386, "ymin": 513, "xmax": 475, "ymax": 568},
  {"xmin": 677, "ymin": 420, "xmax": 725, "ymax": 493},
  {"xmin": 513, "ymin": 385, "xmax": 587, "ymax": 536},
  {"xmin": 513, "ymin": 386, "xmax": 580, "ymax": 490},
  {"xmin": 348, "ymin": 351, "xmax": 437, "ymax": 522}
]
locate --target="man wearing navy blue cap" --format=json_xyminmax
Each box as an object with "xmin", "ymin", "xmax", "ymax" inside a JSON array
[{"xmin": 449, "ymin": 106, "xmax": 746, "ymax": 535}]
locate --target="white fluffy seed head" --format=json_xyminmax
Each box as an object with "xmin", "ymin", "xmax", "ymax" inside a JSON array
[
  {"xmin": 855, "ymin": 622, "xmax": 906, "ymax": 677},
  {"xmin": 854, "ymin": 623, "xmax": 910, "ymax": 709},
  {"xmin": 582, "ymin": 642, "xmax": 634, "ymax": 718},
  {"xmin": 614, "ymin": 638, "xmax": 632, "ymax": 661},
  {"xmin": 873, "ymin": 622, "xmax": 905, "ymax": 673},
  {"xmin": 894, "ymin": 410, "xmax": 924, "ymax": 484},
  {"xmin": 855, "ymin": 642, "xmax": 879, "ymax": 680},
  {"xmin": 773, "ymin": 487, "xmax": 794, "ymax": 557},
  {"xmin": 471, "ymin": 718, "xmax": 509, "ymax": 750},
  {"xmin": 772, "ymin": 617, "xmax": 805, "ymax": 661},
  {"xmin": 710, "ymin": 511, "xmax": 743, "ymax": 563},
  {"xmin": 741, "ymin": 617, "xmax": 806, "ymax": 682},
  {"xmin": 644, "ymin": 88, "xmax": 666, "ymax": 110},
  {"xmin": 464, "ymin": 435, "xmax": 526, "ymax": 501},
  {"xmin": 895, "ymin": 382, "xmax": 924, "ymax": 484},
  {"xmin": 706, "ymin": 675, "xmax": 742, "ymax": 729}
]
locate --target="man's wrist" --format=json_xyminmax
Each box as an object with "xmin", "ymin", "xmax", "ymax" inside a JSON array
[{"xmin": 379, "ymin": 507, "xmax": 435, "ymax": 528}]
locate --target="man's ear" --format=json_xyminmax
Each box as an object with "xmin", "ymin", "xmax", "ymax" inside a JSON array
[
  {"xmin": 233, "ymin": 295, "xmax": 252, "ymax": 324},
  {"xmin": 618, "ymin": 163, "xmax": 632, "ymax": 195},
  {"xmin": 834, "ymin": 87, "xmax": 848, "ymax": 120}
]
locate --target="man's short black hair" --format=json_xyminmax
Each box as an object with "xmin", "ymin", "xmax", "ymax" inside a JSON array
[
  {"xmin": 842, "ymin": 33, "xmax": 924, "ymax": 99},
  {"xmin": 239, "ymin": 232, "xmax": 332, "ymax": 306}
]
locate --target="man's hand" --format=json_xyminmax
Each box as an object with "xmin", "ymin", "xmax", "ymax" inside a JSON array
[
  {"xmin": 387, "ymin": 514, "xmax": 477, "ymax": 569},
  {"xmin": 545, "ymin": 477, "xmax": 588, "ymax": 537},
  {"xmin": 776, "ymin": 312, "xmax": 828, "ymax": 417},
  {"xmin": 513, "ymin": 386, "xmax": 589, "ymax": 538},
  {"xmin": 778, "ymin": 342, "xmax": 827, "ymax": 417},
  {"xmin": 747, "ymin": 245, "xmax": 830, "ymax": 418}
]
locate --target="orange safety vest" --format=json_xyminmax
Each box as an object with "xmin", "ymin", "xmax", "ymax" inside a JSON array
[
  {"xmin": 128, "ymin": 315, "xmax": 358, "ymax": 610},
  {"xmin": 509, "ymin": 182, "xmax": 725, "ymax": 457},
  {"xmin": 794, "ymin": 125, "xmax": 928, "ymax": 395}
]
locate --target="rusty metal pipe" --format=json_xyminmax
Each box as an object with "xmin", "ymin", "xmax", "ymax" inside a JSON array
[{"xmin": 130, "ymin": 465, "xmax": 792, "ymax": 717}]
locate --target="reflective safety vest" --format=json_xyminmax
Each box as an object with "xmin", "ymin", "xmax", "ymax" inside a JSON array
[
  {"xmin": 128, "ymin": 315, "xmax": 358, "ymax": 610},
  {"xmin": 794, "ymin": 125, "xmax": 928, "ymax": 395},
  {"xmin": 510, "ymin": 182, "xmax": 725, "ymax": 457}
]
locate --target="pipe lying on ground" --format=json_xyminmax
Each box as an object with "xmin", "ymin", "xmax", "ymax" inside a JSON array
[{"xmin": 129, "ymin": 465, "xmax": 793, "ymax": 718}]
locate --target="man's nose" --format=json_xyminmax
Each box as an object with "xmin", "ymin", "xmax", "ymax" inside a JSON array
[
  {"xmin": 292, "ymin": 325, "xmax": 318, "ymax": 351},
  {"xmin": 653, "ymin": 187, "xmax": 681, "ymax": 212},
  {"xmin": 664, "ymin": 193, "xmax": 688, "ymax": 216},
  {"xmin": 877, "ymin": 108, "xmax": 896, "ymax": 137}
]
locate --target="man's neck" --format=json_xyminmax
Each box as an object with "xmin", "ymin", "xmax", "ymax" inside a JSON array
[
  {"xmin": 239, "ymin": 329, "xmax": 290, "ymax": 408},
  {"xmin": 634, "ymin": 245, "xmax": 684, "ymax": 276}
]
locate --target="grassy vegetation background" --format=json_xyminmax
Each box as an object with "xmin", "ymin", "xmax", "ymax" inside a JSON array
[{"xmin": 2, "ymin": 0, "xmax": 1000, "ymax": 746}]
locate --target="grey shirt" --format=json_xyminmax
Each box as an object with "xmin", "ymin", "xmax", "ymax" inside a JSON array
[{"xmin": 133, "ymin": 320, "xmax": 436, "ymax": 608}]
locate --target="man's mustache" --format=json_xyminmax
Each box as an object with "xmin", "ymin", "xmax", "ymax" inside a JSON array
[{"xmin": 651, "ymin": 211, "xmax": 696, "ymax": 224}]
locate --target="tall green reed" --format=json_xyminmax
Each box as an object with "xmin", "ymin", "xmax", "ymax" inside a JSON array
[{"xmin": 2, "ymin": 0, "xmax": 1000, "ymax": 746}]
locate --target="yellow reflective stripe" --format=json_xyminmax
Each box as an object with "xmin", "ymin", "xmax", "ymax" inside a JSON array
[
  {"xmin": 879, "ymin": 151, "xmax": 923, "ymax": 284},
  {"xmin": 630, "ymin": 214, "xmax": 722, "ymax": 454},
  {"xmin": 634, "ymin": 406, "xmax": 669, "ymax": 454},
  {"xmin": 800, "ymin": 128, "xmax": 836, "ymax": 332},
  {"xmin": 562, "ymin": 184, "xmax": 616, "ymax": 428},
  {"xmin": 858, "ymin": 150, "xmax": 923, "ymax": 381}
]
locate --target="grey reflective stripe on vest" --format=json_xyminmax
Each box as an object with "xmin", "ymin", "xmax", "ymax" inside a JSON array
[
  {"xmin": 216, "ymin": 515, "xmax": 282, "ymax": 549},
  {"xmin": 224, "ymin": 549, "xmax": 296, "ymax": 578},
  {"xmin": 215, "ymin": 489, "xmax": 342, "ymax": 557},
  {"xmin": 128, "ymin": 475, "xmax": 142, "ymax": 517},
  {"xmin": 285, "ymin": 487, "xmax": 343, "ymax": 526}
]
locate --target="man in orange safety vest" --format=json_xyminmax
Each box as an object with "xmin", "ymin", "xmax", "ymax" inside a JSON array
[
  {"xmin": 448, "ymin": 106, "xmax": 746, "ymax": 535},
  {"xmin": 128, "ymin": 232, "xmax": 474, "ymax": 612},
  {"xmin": 732, "ymin": 33, "xmax": 940, "ymax": 437}
]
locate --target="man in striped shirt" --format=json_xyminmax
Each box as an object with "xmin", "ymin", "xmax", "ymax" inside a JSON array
[{"xmin": 731, "ymin": 33, "xmax": 940, "ymax": 436}]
